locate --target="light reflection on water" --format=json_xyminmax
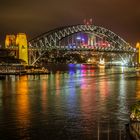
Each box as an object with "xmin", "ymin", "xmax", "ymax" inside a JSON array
[{"xmin": 0, "ymin": 65, "xmax": 139, "ymax": 139}]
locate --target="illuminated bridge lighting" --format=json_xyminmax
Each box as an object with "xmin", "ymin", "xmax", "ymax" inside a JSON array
[{"xmin": 6, "ymin": 24, "xmax": 136, "ymax": 66}]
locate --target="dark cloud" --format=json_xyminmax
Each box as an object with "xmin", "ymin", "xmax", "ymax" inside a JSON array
[{"xmin": 0, "ymin": 0, "xmax": 140, "ymax": 46}]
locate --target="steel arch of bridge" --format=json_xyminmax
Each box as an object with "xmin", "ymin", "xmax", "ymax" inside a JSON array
[{"xmin": 29, "ymin": 24, "xmax": 136, "ymax": 65}]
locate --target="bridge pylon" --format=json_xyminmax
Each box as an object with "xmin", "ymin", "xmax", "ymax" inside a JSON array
[
  {"xmin": 136, "ymin": 42, "xmax": 140, "ymax": 64},
  {"xmin": 16, "ymin": 33, "xmax": 28, "ymax": 65}
]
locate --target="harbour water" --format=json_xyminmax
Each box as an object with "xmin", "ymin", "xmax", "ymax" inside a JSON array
[{"xmin": 0, "ymin": 64, "xmax": 139, "ymax": 140}]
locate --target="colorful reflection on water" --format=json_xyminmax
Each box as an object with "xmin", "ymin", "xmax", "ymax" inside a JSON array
[{"xmin": 0, "ymin": 65, "xmax": 139, "ymax": 139}]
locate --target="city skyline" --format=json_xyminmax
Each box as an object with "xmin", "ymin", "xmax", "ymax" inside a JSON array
[{"xmin": 0, "ymin": 0, "xmax": 139, "ymax": 46}]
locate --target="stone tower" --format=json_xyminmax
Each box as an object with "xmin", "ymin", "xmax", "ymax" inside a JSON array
[
  {"xmin": 5, "ymin": 35, "xmax": 16, "ymax": 48},
  {"xmin": 16, "ymin": 33, "xmax": 28, "ymax": 65}
]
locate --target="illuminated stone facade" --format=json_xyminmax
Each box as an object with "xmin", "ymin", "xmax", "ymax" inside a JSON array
[
  {"xmin": 16, "ymin": 33, "xmax": 28, "ymax": 65},
  {"xmin": 5, "ymin": 33, "xmax": 28, "ymax": 65},
  {"xmin": 136, "ymin": 42, "xmax": 140, "ymax": 64},
  {"xmin": 5, "ymin": 35, "xmax": 16, "ymax": 48}
]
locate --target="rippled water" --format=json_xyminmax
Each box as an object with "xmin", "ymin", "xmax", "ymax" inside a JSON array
[{"xmin": 0, "ymin": 65, "xmax": 139, "ymax": 140}]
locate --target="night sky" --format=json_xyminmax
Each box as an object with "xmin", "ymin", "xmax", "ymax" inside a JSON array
[{"xmin": 0, "ymin": 0, "xmax": 139, "ymax": 46}]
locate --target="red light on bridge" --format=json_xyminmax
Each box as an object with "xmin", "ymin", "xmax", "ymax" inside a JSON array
[
  {"xmin": 96, "ymin": 41, "xmax": 110, "ymax": 47},
  {"xmin": 83, "ymin": 18, "xmax": 93, "ymax": 25}
]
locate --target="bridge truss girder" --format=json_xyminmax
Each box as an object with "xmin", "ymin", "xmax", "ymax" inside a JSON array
[
  {"xmin": 28, "ymin": 49, "xmax": 135, "ymax": 66},
  {"xmin": 29, "ymin": 24, "xmax": 136, "ymax": 65}
]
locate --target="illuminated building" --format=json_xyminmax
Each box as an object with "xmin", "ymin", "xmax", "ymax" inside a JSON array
[
  {"xmin": 5, "ymin": 35, "xmax": 16, "ymax": 48},
  {"xmin": 16, "ymin": 33, "xmax": 28, "ymax": 65},
  {"xmin": 0, "ymin": 48, "xmax": 26, "ymax": 73},
  {"xmin": 88, "ymin": 34, "xmax": 94, "ymax": 46}
]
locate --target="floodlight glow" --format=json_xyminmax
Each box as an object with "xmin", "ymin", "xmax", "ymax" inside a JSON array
[
  {"xmin": 76, "ymin": 37, "xmax": 81, "ymax": 40},
  {"xmin": 82, "ymin": 38, "xmax": 85, "ymax": 41}
]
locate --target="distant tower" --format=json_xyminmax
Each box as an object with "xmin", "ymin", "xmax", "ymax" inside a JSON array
[
  {"xmin": 5, "ymin": 35, "xmax": 16, "ymax": 48},
  {"xmin": 84, "ymin": 19, "xmax": 94, "ymax": 46},
  {"xmin": 88, "ymin": 34, "xmax": 94, "ymax": 46},
  {"xmin": 83, "ymin": 18, "xmax": 93, "ymax": 25},
  {"xmin": 16, "ymin": 33, "xmax": 28, "ymax": 65}
]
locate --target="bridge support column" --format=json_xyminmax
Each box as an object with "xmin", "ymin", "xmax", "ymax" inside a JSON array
[
  {"xmin": 16, "ymin": 33, "xmax": 28, "ymax": 65},
  {"xmin": 136, "ymin": 42, "xmax": 140, "ymax": 65}
]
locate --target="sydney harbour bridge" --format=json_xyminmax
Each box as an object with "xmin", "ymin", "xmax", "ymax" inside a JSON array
[{"xmin": 28, "ymin": 24, "xmax": 136, "ymax": 66}]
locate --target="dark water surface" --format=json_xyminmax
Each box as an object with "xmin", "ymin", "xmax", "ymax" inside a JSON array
[{"xmin": 0, "ymin": 64, "xmax": 139, "ymax": 140}]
